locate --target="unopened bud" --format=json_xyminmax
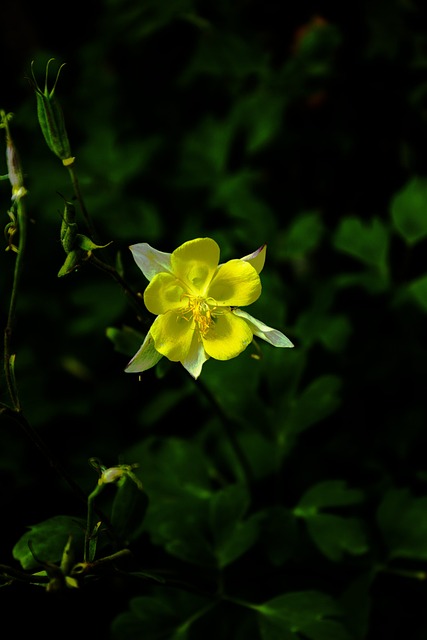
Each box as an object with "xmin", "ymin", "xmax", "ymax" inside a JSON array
[
  {"xmin": 60, "ymin": 198, "xmax": 78, "ymax": 253},
  {"xmin": 0, "ymin": 110, "xmax": 27, "ymax": 201},
  {"xmin": 30, "ymin": 59, "xmax": 74, "ymax": 165}
]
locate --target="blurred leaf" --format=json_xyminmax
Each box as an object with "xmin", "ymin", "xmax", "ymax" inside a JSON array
[
  {"xmin": 140, "ymin": 386, "xmax": 194, "ymax": 426},
  {"xmin": 333, "ymin": 216, "xmax": 389, "ymax": 275},
  {"xmin": 126, "ymin": 437, "xmax": 215, "ymax": 566},
  {"xmin": 339, "ymin": 571, "xmax": 375, "ymax": 640},
  {"xmin": 275, "ymin": 211, "xmax": 325, "ymax": 260},
  {"xmin": 209, "ymin": 484, "xmax": 260, "ymax": 568},
  {"xmin": 377, "ymin": 487, "xmax": 427, "ymax": 560},
  {"xmin": 13, "ymin": 516, "xmax": 86, "ymax": 570},
  {"xmin": 111, "ymin": 589, "xmax": 213, "ymax": 640},
  {"xmin": 282, "ymin": 375, "xmax": 342, "ymax": 433},
  {"xmin": 110, "ymin": 476, "xmax": 149, "ymax": 544},
  {"xmin": 305, "ymin": 514, "xmax": 368, "ymax": 562},
  {"xmin": 407, "ymin": 273, "xmax": 427, "ymax": 313},
  {"xmin": 294, "ymin": 310, "xmax": 351, "ymax": 352},
  {"xmin": 181, "ymin": 30, "xmax": 269, "ymax": 81},
  {"xmin": 177, "ymin": 116, "xmax": 233, "ymax": 185},
  {"xmin": 106, "ymin": 325, "xmax": 145, "ymax": 357},
  {"xmin": 296, "ymin": 480, "xmax": 364, "ymax": 511},
  {"xmin": 210, "ymin": 171, "xmax": 276, "ymax": 239},
  {"xmin": 256, "ymin": 590, "xmax": 352, "ymax": 640},
  {"xmin": 69, "ymin": 281, "xmax": 127, "ymax": 336},
  {"xmin": 294, "ymin": 481, "xmax": 367, "ymax": 562},
  {"xmin": 389, "ymin": 177, "xmax": 427, "ymax": 244},
  {"xmin": 259, "ymin": 506, "xmax": 299, "ymax": 566}
]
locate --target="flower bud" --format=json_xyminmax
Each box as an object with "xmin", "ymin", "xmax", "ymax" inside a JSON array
[
  {"xmin": 30, "ymin": 59, "xmax": 74, "ymax": 165},
  {"xmin": 60, "ymin": 198, "xmax": 78, "ymax": 253},
  {"xmin": 0, "ymin": 110, "xmax": 27, "ymax": 201}
]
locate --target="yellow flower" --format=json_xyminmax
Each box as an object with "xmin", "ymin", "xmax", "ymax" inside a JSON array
[{"xmin": 125, "ymin": 237, "xmax": 293, "ymax": 379}]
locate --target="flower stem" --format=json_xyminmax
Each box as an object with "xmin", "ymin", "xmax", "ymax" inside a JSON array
[
  {"xmin": 88, "ymin": 253, "xmax": 151, "ymax": 325},
  {"xmin": 66, "ymin": 163, "xmax": 98, "ymax": 241},
  {"xmin": 4, "ymin": 197, "xmax": 27, "ymax": 411}
]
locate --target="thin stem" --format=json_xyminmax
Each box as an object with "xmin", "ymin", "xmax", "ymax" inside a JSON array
[
  {"xmin": 88, "ymin": 253, "xmax": 151, "ymax": 326},
  {"xmin": 4, "ymin": 197, "xmax": 27, "ymax": 411},
  {"xmin": 85, "ymin": 484, "xmax": 103, "ymax": 563},
  {"xmin": 66, "ymin": 163, "xmax": 98, "ymax": 241}
]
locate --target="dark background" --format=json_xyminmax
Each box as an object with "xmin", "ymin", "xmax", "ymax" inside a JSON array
[{"xmin": 1, "ymin": 1, "xmax": 427, "ymax": 638}]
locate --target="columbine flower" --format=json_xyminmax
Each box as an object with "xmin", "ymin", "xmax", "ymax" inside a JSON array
[{"xmin": 125, "ymin": 237, "xmax": 293, "ymax": 379}]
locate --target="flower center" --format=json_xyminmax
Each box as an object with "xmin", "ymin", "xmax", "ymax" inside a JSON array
[{"xmin": 181, "ymin": 294, "xmax": 216, "ymax": 337}]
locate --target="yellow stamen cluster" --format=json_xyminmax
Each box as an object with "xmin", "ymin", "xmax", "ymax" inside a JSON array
[{"xmin": 181, "ymin": 294, "xmax": 218, "ymax": 336}]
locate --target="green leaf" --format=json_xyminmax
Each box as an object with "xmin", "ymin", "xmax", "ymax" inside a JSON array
[
  {"xmin": 333, "ymin": 216, "xmax": 389, "ymax": 274},
  {"xmin": 126, "ymin": 437, "xmax": 215, "ymax": 566},
  {"xmin": 111, "ymin": 588, "xmax": 214, "ymax": 640},
  {"xmin": 377, "ymin": 488, "xmax": 427, "ymax": 560},
  {"xmin": 12, "ymin": 515, "xmax": 86, "ymax": 570},
  {"xmin": 390, "ymin": 176, "xmax": 427, "ymax": 244},
  {"xmin": 296, "ymin": 480, "xmax": 364, "ymax": 512},
  {"xmin": 110, "ymin": 476, "xmax": 149, "ymax": 544},
  {"xmin": 294, "ymin": 311, "xmax": 351, "ymax": 352},
  {"xmin": 275, "ymin": 211, "xmax": 325, "ymax": 260},
  {"xmin": 283, "ymin": 375, "xmax": 342, "ymax": 433},
  {"xmin": 407, "ymin": 273, "xmax": 427, "ymax": 313},
  {"xmin": 256, "ymin": 591, "xmax": 352, "ymax": 640},
  {"xmin": 259, "ymin": 506, "xmax": 299, "ymax": 566},
  {"xmin": 294, "ymin": 481, "xmax": 367, "ymax": 562},
  {"xmin": 209, "ymin": 484, "xmax": 260, "ymax": 568},
  {"xmin": 106, "ymin": 325, "xmax": 145, "ymax": 357},
  {"xmin": 305, "ymin": 514, "xmax": 368, "ymax": 562}
]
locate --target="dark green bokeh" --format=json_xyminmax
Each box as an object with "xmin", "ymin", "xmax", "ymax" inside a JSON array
[{"xmin": 1, "ymin": 1, "xmax": 427, "ymax": 638}]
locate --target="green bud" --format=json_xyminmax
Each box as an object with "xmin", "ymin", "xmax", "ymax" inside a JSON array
[
  {"xmin": 30, "ymin": 59, "xmax": 74, "ymax": 165},
  {"xmin": 0, "ymin": 110, "xmax": 27, "ymax": 200},
  {"xmin": 58, "ymin": 248, "xmax": 85, "ymax": 277},
  {"xmin": 75, "ymin": 234, "xmax": 112, "ymax": 251},
  {"xmin": 60, "ymin": 199, "xmax": 78, "ymax": 253}
]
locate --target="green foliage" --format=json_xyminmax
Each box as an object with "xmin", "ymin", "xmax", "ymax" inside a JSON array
[
  {"xmin": 333, "ymin": 216, "xmax": 389, "ymax": 275},
  {"xmin": 111, "ymin": 589, "xmax": 214, "ymax": 640},
  {"xmin": 294, "ymin": 481, "xmax": 368, "ymax": 562},
  {"xmin": 12, "ymin": 516, "xmax": 86, "ymax": 570},
  {"xmin": 389, "ymin": 176, "xmax": 427, "ymax": 244},
  {"xmin": 377, "ymin": 488, "xmax": 427, "ymax": 560},
  {"xmin": 256, "ymin": 591, "xmax": 352, "ymax": 640},
  {"xmin": 1, "ymin": 1, "xmax": 427, "ymax": 638}
]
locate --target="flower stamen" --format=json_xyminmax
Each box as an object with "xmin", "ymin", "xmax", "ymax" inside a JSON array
[{"xmin": 180, "ymin": 293, "xmax": 217, "ymax": 337}]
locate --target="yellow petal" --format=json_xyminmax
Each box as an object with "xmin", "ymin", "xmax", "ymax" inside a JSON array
[
  {"xmin": 240, "ymin": 244, "xmax": 266, "ymax": 274},
  {"xmin": 129, "ymin": 242, "xmax": 172, "ymax": 281},
  {"xmin": 171, "ymin": 238, "xmax": 220, "ymax": 295},
  {"xmin": 150, "ymin": 312, "xmax": 196, "ymax": 362},
  {"xmin": 181, "ymin": 332, "xmax": 209, "ymax": 378},
  {"xmin": 202, "ymin": 312, "xmax": 253, "ymax": 360},
  {"xmin": 144, "ymin": 272, "xmax": 186, "ymax": 315},
  {"xmin": 208, "ymin": 260, "xmax": 261, "ymax": 306}
]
